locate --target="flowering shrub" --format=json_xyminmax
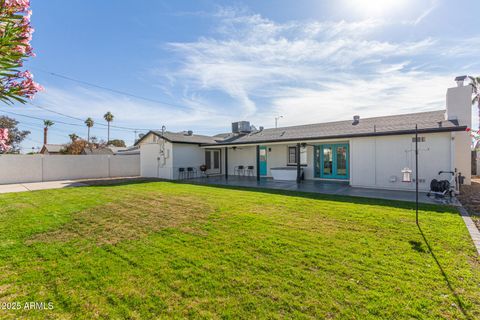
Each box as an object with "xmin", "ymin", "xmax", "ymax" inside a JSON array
[
  {"xmin": 0, "ymin": 0, "xmax": 42, "ymax": 104},
  {"xmin": 0, "ymin": 127, "xmax": 9, "ymax": 151}
]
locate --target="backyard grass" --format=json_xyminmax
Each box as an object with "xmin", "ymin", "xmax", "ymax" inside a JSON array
[{"xmin": 0, "ymin": 181, "xmax": 479, "ymax": 319}]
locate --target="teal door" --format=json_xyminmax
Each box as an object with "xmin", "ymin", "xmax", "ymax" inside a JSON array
[
  {"xmin": 315, "ymin": 143, "xmax": 349, "ymax": 179},
  {"xmin": 259, "ymin": 146, "xmax": 267, "ymax": 176}
]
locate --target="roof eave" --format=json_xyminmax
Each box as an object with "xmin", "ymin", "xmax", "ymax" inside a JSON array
[{"xmin": 200, "ymin": 126, "xmax": 467, "ymax": 147}]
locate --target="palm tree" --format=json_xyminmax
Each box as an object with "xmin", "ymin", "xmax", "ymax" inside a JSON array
[
  {"xmin": 43, "ymin": 120, "xmax": 54, "ymax": 145},
  {"xmin": 103, "ymin": 111, "xmax": 114, "ymax": 144},
  {"xmin": 69, "ymin": 133, "xmax": 79, "ymax": 142},
  {"xmin": 469, "ymin": 76, "xmax": 480, "ymax": 129},
  {"xmin": 84, "ymin": 117, "xmax": 94, "ymax": 143}
]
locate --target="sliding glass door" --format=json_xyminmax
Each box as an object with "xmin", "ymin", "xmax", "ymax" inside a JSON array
[{"xmin": 314, "ymin": 143, "xmax": 349, "ymax": 179}]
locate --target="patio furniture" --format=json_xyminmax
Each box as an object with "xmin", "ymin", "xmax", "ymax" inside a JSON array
[
  {"xmin": 187, "ymin": 167, "xmax": 197, "ymax": 178},
  {"xmin": 178, "ymin": 167, "xmax": 186, "ymax": 179},
  {"xmin": 234, "ymin": 165, "xmax": 245, "ymax": 176},
  {"xmin": 246, "ymin": 165, "xmax": 255, "ymax": 176},
  {"xmin": 199, "ymin": 164, "xmax": 208, "ymax": 178}
]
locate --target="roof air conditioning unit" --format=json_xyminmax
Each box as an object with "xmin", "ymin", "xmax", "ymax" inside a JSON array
[{"xmin": 232, "ymin": 121, "xmax": 251, "ymax": 134}]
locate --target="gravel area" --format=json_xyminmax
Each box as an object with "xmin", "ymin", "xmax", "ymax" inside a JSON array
[{"xmin": 457, "ymin": 177, "xmax": 480, "ymax": 230}]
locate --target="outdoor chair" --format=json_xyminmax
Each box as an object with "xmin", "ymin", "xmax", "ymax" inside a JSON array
[
  {"xmin": 246, "ymin": 165, "xmax": 254, "ymax": 176},
  {"xmin": 178, "ymin": 167, "xmax": 187, "ymax": 179},
  {"xmin": 187, "ymin": 167, "xmax": 197, "ymax": 178},
  {"xmin": 234, "ymin": 165, "xmax": 245, "ymax": 176}
]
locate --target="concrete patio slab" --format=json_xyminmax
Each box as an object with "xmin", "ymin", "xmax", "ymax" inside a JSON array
[{"xmin": 187, "ymin": 175, "xmax": 455, "ymax": 205}]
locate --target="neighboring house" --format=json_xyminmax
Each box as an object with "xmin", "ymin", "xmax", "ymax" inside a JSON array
[
  {"xmin": 81, "ymin": 147, "xmax": 114, "ymax": 155},
  {"xmin": 81, "ymin": 146, "xmax": 140, "ymax": 156},
  {"xmin": 39, "ymin": 144, "xmax": 63, "ymax": 155},
  {"xmin": 114, "ymin": 146, "xmax": 140, "ymax": 155},
  {"xmin": 137, "ymin": 79, "xmax": 473, "ymax": 191}
]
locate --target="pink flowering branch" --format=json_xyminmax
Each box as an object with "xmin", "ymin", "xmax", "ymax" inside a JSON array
[
  {"xmin": 0, "ymin": 0, "xmax": 42, "ymax": 104},
  {"xmin": 0, "ymin": 128, "xmax": 9, "ymax": 151}
]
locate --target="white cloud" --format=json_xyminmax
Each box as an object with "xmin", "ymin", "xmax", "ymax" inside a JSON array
[{"xmin": 162, "ymin": 8, "xmax": 463, "ymax": 129}]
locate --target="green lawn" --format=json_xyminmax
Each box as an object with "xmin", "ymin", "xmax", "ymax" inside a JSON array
[{"xmin": 0, "ymin": 181, "xmax": 479, "ymax": 319}]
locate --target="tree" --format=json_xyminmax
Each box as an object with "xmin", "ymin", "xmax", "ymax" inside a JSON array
[
  {"xmin": 62, "ymin": 139, "xmax": 87, "ymax": 155},
  {"xmin": 68, "ymin": 133, "xmax": 79, "ymax": 142},
  {"xmin": 84, "ymin": 117, "xmax": 94, "ymax": 142},
  {"xmin": 469, "ymin": 76, "xmax": 480, "ymax": 130},
  {"xmin": 103, "ymin": 111, "xmax": 114, "ymax": 143},
  {"xmin": 43, "ymin": 119, "xmax": 54, "ymax": 145},
  {"xmin": 0, "ymin": 116, "xmax": 29, "ymax": 153},
  {"xmin": 108, "ymin": 139, "xmax": 126, "ymax": 147},
  {"xmin": 0, "ymin": 0, "xmax": 42, "ymax": 104}
]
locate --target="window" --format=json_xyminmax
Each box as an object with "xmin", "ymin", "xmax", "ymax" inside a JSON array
[{"xmin": 287, "ymin": 145, "xmax": 307, "ymax": 165}]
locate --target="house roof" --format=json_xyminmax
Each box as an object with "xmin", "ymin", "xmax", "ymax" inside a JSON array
[
  {"xmin": 41, "ymin": 144, "xmax": 63, "ymax": 153},
  {"xmin": 137, "ymin": 110, "xmax": 465, "ymax": 148},
  {"xmin": 135, "ymin": 131, "xmax": 220, "ymax": 145},
  {"xmin": 205, "ymin": 110, "xmax": 465, "ymax": 146}
]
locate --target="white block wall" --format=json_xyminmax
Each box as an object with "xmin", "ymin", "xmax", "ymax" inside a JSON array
[
  {"xmin": 0, "ymin": 154, "xmax": 140, "ymax": 184},
  {"xmin": 350, "ymin": 133, "xmax": 453, "ymax": 191}
]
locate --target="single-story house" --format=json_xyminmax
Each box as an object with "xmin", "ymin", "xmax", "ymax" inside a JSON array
[
  {"xmin": 136, "ymin": 79, "xmax": 473, "ymax": 191},
  {"xmin": 40, "ymin": 144, "xmax": 64, "ymax": 155}
]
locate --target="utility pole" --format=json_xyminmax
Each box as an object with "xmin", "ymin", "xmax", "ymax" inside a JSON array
[{"xmin": 415, "ymin": 124, "xmax": 419, "ymax": 225}]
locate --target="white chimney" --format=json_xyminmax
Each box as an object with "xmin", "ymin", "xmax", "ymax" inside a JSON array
[
  {"xmin": 454, "ymin": 75, "xmax": 467, "ymax": 87},
  {"xmin": 445, "ymin": 77, "xmax": 472, "ymax": 126}
]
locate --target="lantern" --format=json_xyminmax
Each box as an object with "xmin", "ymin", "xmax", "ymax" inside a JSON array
[{"xmin": 401, "ymin": 167, "xmax": 412, "ymax": 182}]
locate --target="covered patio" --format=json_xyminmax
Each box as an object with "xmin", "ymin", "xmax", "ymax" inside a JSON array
[{"xmin": 188, "ymin": 175, "xmax": 453, "ymax": 205}]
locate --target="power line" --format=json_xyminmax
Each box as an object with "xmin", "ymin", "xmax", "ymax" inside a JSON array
[
  {"xmin": 32, "ymin": 67, "xmax": 196, "ymax": 112},
  {"xmin": 0, "ymin": 107, "xmax": 147, "ymax": 133},
  {"xmin": 26, "ymin": 102, "xmax": 152, "ymax": 132}
]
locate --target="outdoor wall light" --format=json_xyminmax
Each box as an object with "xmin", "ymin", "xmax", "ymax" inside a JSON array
[{"xmin": 401, "ymin": 167, "xmax": 412, "ymax": 182}]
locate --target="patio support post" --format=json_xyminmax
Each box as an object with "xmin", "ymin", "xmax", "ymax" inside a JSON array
[
  {"xmin": 225, "ymin": 147, "xmax": 228, "ymax": 180},
  {"xmin": 256, "ymin": 145, "xmax": 260, "ymax": 181},
  {"xmin": 296, "ymin": 143, "xmax": 301, "ymax": 183}
]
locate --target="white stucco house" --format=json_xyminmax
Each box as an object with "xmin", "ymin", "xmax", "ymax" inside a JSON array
[{"xmin": 137, "ymin": 79, "xmax": 473, "ymax": 192}]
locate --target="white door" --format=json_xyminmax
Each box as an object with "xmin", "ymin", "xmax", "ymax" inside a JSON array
[{"xmin": 205, "ymin": 149, "xmax": 221, "ymax": 174}]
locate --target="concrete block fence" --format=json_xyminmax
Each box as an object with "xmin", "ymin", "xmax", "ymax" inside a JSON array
[{"xmin": 0, "ymin": 154, "xmax": 140, "ymax": 184}]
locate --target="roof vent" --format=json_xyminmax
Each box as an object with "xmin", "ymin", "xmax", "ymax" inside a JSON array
[
  {"xmin": 185, "ymin": 130, "xmax": 193, "ymax": 136},
  {"xmin": 259, "ymin": 126, "xmax": 264, "ymax": 131},
  {"xmin": 352, "ymin": 115, "xmax": 360, "ymax": 125}
]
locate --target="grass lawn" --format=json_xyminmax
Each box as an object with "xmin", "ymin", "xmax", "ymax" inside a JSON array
[{"xmin": 0, "ymin": 181, "xmax": 479, "ymax": 319}]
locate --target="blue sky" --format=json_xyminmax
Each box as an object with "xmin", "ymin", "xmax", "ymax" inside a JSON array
[{"xmin": 5, "ymin": 0, "xmax": 480, "ymax": 152}]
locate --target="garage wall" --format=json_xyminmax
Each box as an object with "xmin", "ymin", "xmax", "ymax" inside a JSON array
[
  {"xmin": 0, "ymin": 154, "xmax": 140, "ymax": 184},
  {"xmin": 350, "ymin": 132, "xmax": 452, "ymax": 191}
]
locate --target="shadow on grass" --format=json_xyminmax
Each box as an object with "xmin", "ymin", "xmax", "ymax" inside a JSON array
[
  {"xmin": 417, "ymin": 223, "xmax": 471, "ymax": 319},
  {"xmin": 83, "ymin": 178, "xmax": 456, "ymax": 214}
]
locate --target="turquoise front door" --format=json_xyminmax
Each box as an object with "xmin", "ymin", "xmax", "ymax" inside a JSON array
[
  {"xmin": 314, "ymin": 143, "xmax": 349, "ymax": 179},
  {"xmin": 259, "ymin": 146, "xmax": 267, "ymax": 176}
]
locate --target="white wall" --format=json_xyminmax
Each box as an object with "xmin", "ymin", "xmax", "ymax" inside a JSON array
[
  {"xmin": 172, "ymin": 144, "xmax": 207, "ymax": 179},
  {"xmin": 140, "ymin": 142, "xmax": 173, "ymax": 179},
  {"xmin": 350, "ymin": 133, "xmax": 452, "ymax": 191},
  {"xmin": 227, "ymin": 146, "xmax": 256, "ymax": 175},
  {"xmin": 0, "ymin": 154, "xmax": 140, "ymax": 184}
]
